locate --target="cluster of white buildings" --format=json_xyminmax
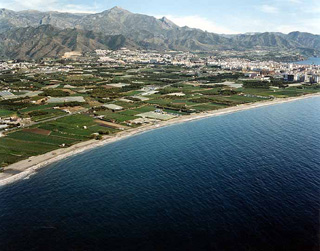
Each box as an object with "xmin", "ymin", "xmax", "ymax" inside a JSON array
[
  {"xmin": 96, "ymin": 48, "xmax": 174, "ymax": 64},
  {"xmin": 0, "ymin": 116, "xmax": 32, "ymax": 133},
  {"xmin": 94, "ymin": 49, "xmax": 320, "ymax": 83},
  {"xmin": 0, "ymin": 61, "xmax": 35, "ymax": 72},
  {"xmin": 95, "ymin": 49, "xmax": 208, "ymax": 66},
  {"xmin": 208, "ymin": 58, "xmax": 320, "ymax": 84}
]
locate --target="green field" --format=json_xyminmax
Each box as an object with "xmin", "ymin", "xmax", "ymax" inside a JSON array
[
  {"xmin": 1, "ymin": 63, "xmax": 319, "ymax": 168},
  {"xmin": 0, "ymin": 114, "xmax": 117, "ymax": 166},
  {"xmin": 0, "ymin": 137, "xmax": 58, "ymax": 166},
  {"xmin": 0, "ymin": 109, "xmax": 14, "ymax": 117}
]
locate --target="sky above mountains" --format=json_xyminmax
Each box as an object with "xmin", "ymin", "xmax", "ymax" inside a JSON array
[{"xmin": 0, "ymin": 0, "xmax": 318, "ymax": 34}]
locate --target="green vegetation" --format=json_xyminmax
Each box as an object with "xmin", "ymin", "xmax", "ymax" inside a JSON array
[
  {"xmin": 243, "ymin": 81, "xmax": 271, "ymax": 89},
  {"xmin": 0, "ymin": 114, "xmax": 118, "ymax": 166},
  {"xmin": 42, "ymin": 89, "xmax": 70, "ymax": 97},
  {"xmin": 28, "ymin": 110, "xmax": 49, "ymax": 117},
  {"xmin": 0, "ymin": 63, "xmax": 319, "ymax": 168},
  {"xmin": 0, "ymin": 109, "xmax": 14, "ymax": 117}
]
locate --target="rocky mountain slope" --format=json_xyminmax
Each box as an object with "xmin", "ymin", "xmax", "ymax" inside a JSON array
[
  {"xmin": 0, "ymin": 7, "xmax": 319, "ymax": 59},
  {"xmin": 0, "ymin": 25, "xmax": 135, "ymax": 59}
]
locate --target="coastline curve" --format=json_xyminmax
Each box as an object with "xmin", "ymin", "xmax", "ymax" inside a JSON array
[{"xmin": 1, "ymin": 93, "xmax": 319, "ymax": 187}]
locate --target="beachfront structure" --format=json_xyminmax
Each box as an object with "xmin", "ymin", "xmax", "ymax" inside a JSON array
[
  {"xmin": 0, "ymin": 124, "xmax": 9, "ymax": 130},
  {"xmin": 103, "ymin": 104, "xmax": 124, "ymax": 111},
  {"xmin": 131, "ymin": 96, "xmax": 149, "ymax": 101},
  {"xmin": 0, "ymin": 91, "xmax": 16, "ymax": 100},
  {"xmin": 137, "ymin": 111, "xmax": 176, "ymax": 121},
  {"xmin": 47, "ymin": 96, "xmax": 86, "ymax": 104},
  {"xmin": 107, "ymin": 83, "xmax": 130, "ymax": 88}
]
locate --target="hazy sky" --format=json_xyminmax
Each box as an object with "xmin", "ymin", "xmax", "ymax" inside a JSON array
[{"xmin": 0, "ymin": 0, "xmax": 319, "ymax": 34}]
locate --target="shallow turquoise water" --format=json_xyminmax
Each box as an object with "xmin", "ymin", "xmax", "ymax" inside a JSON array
[{"xmin": 0, "ymin": 97, "xmax": 319, "ymax": 251}]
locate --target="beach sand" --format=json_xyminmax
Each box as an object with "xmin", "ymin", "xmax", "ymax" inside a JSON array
[{"xmin": 1, "ymin": 93, "xmax": 319, "ymax": 186}]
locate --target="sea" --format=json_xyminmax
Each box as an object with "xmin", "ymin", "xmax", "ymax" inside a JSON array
[
  {"xmin": 0, "ymin": 97, "xmax": 319, "ymax": 251},
  {"xmin": 293, "ymin": 57, "xmax": 320, "ymax": 65}
]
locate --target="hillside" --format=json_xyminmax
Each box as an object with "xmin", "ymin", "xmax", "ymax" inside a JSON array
[
  {"xmin": 0, "ymin": 7, "xmax": 319, "ymax": 59},
  {"xmin": 0, "ymin": 25, "xmax": 136, "ymax": 59}
]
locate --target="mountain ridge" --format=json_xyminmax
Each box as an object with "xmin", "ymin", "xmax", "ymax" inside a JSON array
[
  {"xmin": 0, "ymin": 7, "xmax": 319, "ymax": 59},
  {"xmin": 0, "ymin": 25, "xmax": 137, "ymax": 59}
]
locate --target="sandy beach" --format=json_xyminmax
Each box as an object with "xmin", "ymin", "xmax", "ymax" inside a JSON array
[{"xmin": 1, "ymin": 93, "xmax": 319, "ymax": 187}]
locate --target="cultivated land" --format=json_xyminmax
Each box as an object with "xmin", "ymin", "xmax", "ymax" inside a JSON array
[
  {"xmin": 0, "ymin": 57, "xmax": 320, "ymax": 185},
  {"xmin": 1, "ymin": 93, "xmax": 319, "ymax": 186}
]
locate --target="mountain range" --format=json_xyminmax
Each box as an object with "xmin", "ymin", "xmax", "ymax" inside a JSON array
[{"xmin": 0, "ymin": 6, "xmax": 319, "ymax": 60}]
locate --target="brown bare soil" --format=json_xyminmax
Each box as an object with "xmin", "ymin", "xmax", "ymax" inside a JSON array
[{"xmin": 23, "ymin": 128, "xmax": 51, "ymax": 136}]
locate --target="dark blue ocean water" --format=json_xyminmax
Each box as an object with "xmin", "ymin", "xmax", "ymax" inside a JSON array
[
  {"xmin": 294, "ymin": 57, "xmax": 320, "ymax": 65},
  {"xmin": 0, "ymin": 98, "xmax": 320, "ymax": 251}
]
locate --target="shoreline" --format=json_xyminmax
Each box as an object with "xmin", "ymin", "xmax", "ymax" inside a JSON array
[{"xmin": 1, "ymin": 93, "xmax": 319, "ymax": 187}]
